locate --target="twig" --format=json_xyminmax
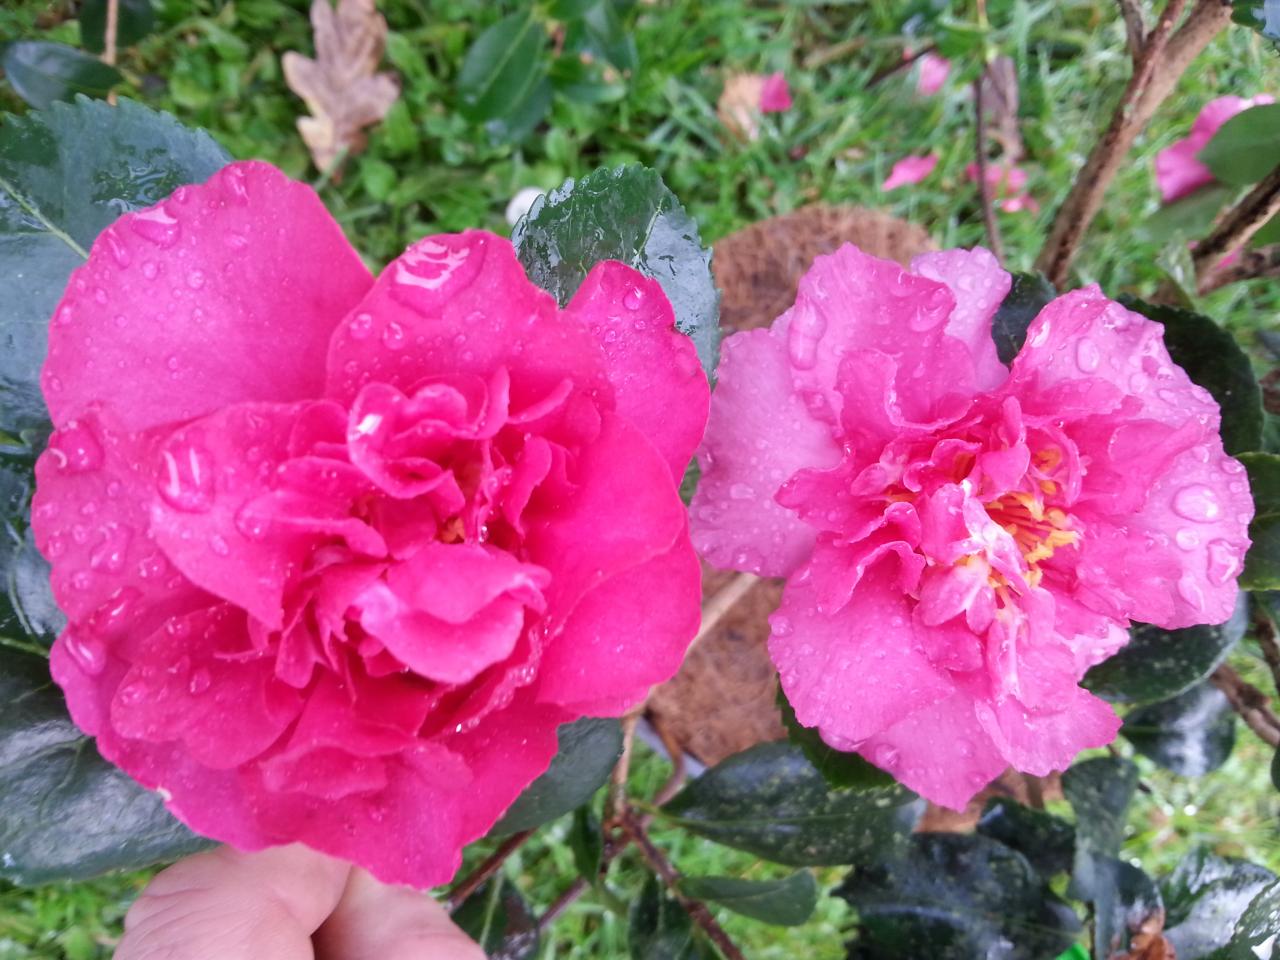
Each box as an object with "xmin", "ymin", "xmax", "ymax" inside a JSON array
[
  {"xmin": 623, "ymin": 814, "xmax": 748, "ymax": 960},
  {"xmin": 104, "ymin": 0, "xmax": 119, "ymax": 105},
  {"xmin": 1117, "ymin": 0, "xmax": 1149, "ymax": 57},
  {"xmin": 974, "ymin": 74, "xmax": 1005, "ymax": 264},
  {"xmin": 607, "ymin": 708, "xmax": 643, "ymax": 828},
  {"xmin": 867, "ymin": 44, "xmax": 938, "ymax": 89},
  {"xmin": 650, "ymin": 715, "xmax": 689, "ymax": 807},
  {"xmin": 1197, "ymin": 244, "xmax": 1280, "ymax": 293},
  {"xmin": 1192, "ymin": 164, "xmax": 1280, "ymax": 285},
  {"xmin": 694, "ymin": 572, "xmax": 760, "ymax": 651},
  {"xmin": 1034, "ymin": 0, "xmax": 1228, "ymax": 288},
  {"xmin": 1211, "ymin": 664, "xmax": 1280, "ymax": 748},
  {"xmin": 444, "ymin": 829, "xmax": 534, "ymax": 912},
  {"xmin": 802, "ymin": 36, "xmax": 868, "ymax": 71},
  {"xmin": 1254, "ymin": 610, "xmax": 1280, "ymax": 699}
]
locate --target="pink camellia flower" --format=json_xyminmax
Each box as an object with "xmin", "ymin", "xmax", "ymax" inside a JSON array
[
  {"xmin": 965, "ymin": 162, "xmax": 1040, "ymax": 213},
  {"xmin": 690, "ymin": 245, "xmax": 1252, "ymax": 810},
  {"xmin": 33, "ymin": 161, "xmax": 709, "ymax": 887},
  {"xmin": 882, "ymin": 153, "xmax": 939, "ymax": 192},
  {"xmin": 1156, "ymin": 94, "xmax": 1274, "ymax": 203},
  {"xmin": 916, "ymin": 52, "xmax": 951, "ymax": 96},
  {"xmin": 759, "ymin": 72, "xmax": 793, "ymax": 113}
]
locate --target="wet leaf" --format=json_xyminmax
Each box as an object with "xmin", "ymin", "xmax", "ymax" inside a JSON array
[
  {"xmin": 1233, "ymin": 0, "xmax": 1280, "ymax": 45},
  {"xmin": 662, "ymin": 741, "xmax": 921, "ymax": 867},
  {"xmin": 975, "ymin": 797, "xmax": 1075, "ymax": 877},
  {"xmin": 991, "ymin": 271, "xmax": 1055, "ymax": 365},
  {"xmin": 1083, "ymin": 595, "xmax": 1249, "ymax": 705},
  {"xmin": 837, "ymin": 833, "xmax": 1080, "ymax": 959},
  {"xmin": 679, "ymin": 872, "xmax": 818, "ymax": 927},
  {"xmin": 456, "ymin": 10, "xmax": 549, "ymax": 135},
  {"xmin": 491, "ymin": 717, "xmax": 622, "ymax": 834},
  {"xmin": 0, "ymin": 96, "xmax": 229, "ymax": 440},
  {"xmin": 80, "ymin": 0, "xmax": 155, "ymax": 54},
  {"xmin": 1062, "ymin": 756, "xmax": 1138, "ymax": 901},
  {"xmin": 282, "ymin": 0, "xmax": 400, "ymax": 175},
  {"xmin": 1121, "ymin": 682, "xmax": 1235, "ymax": 776},
  {"xmin": 630, "ymin": 874, "xmax": 700, "ymax": 960},
  {"xmin": 512, "ymin": 164, "xmax": 720, "ymax": 377},
  {"xmin": 568, "ymin": 805, "xmax": 603, "ymax": 880},
  {"xmin": 1140, "ymin": 183, "xmax": 1236, "ymax": 245},
  {"xmin": 777, "ymin": 686, "xmax": 894, "ymax": 791},
  {"xmin": 0, "ymin": 646, "xmax": 212, "ymax": 884},
  {"xmin": 1161, "ymin": 848, "xmax": 1276, "ymax": 958},
  {"xmin": 1200, "ymin": 102, "xmax": 1280, "ymax": 186},
  {"xmin": 1216, "ymin": 880, "xmax": 1280, "ymax": 959},
  {"xmin": 1240, "ymin": 453, "xmax": 1280, "ymax": 590},
  {"xmin": 452, "ymin": 877, "xmax": 540, "ymax": 960},
  {"xmin": 1089, "ymin": 857, "xmax": 1164, "ymax": 960},
  {"xmin": 1, "ymin": 42, "xmax": 122, "ymax": 111},
  {"xmin": 1, "ymin": 529, "xmax": 63, "ymax": 648}
]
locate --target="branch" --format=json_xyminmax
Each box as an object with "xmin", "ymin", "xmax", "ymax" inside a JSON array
[
  {"xmin": 1117, "ymin": 0, "xmax": 1149, "ymax": 57},
  {"xmin": 623, "ymin": 813, "xmax": 748, "ymax": 960},
  {"xmin": 694, "ymin": 572, "xmax": 760, "ymax": 651},
  {"xmin": 867, "ymin": 44, "xmax": 937, "ymax": 89},
  {"xmin": 974, "ymin": 74, "xmax": 1005, "ymax": 263},
  {"xmin": 1254, "ymin": 609, "xmax": 1280, "ymax": 700},
  {"xmin": 444, "ymin": 829, "xmax": 535, "ymax": 912},
  {"xmin": 1211, "ymin": 664, "xmax": 1280, "ymax": 748},
  {"xmin": 1193, "ymin": 164, "xmax": 1280, "ymax": 286},
  {"xmin": 1034, "ymin": 0, "xmax": 1230, "ymax": 287},
  {"xmin": 1197, "ymin": 244, "xmax": 1280, "ymax": 293},
  {"xmin": 104, "ymin": 0, "xmax": 120, "ymax": 106}
]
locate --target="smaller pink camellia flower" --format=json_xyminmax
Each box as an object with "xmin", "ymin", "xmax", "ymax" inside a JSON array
[
  {"xmin": 916, "ymin": 52, "xmax": 951, "ymax": 96},
  {"xmin": 34, "ymin": 161, "xmax": 709, "ymax": 887},
  {"xmin": 759, "ymin": 72, "xmax": 793, "ymax": 113},
  {"xmin": 690, "ymin": 244, "xmax": 1252, "ymax": 811},
  {"xmin": 1156, "ymin": 94, "xmax": 1274, "ymax": 203},
  {"xmin": 965, "ymin": 162, "xmax": 1040, "ymax": 214},
  {"xmin": 882, "ymin": 153, "xmax": 939, "ymax": 192}
]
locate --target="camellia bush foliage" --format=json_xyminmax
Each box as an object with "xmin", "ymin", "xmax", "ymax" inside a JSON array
[{"xmin": 2, "ymin": 1, "xmax": 1280, "ymax": 959}]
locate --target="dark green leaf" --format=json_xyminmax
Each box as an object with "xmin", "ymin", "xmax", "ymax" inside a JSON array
[
  {"xmin": 975, "ymin": 797, "xmax": 1076, "ymax": 877},
  {"xmin": 1, "ymin": 529, "xmax": 64, "ymax": 647},
  {"xmin": 1272, "ymin": 744, "xmax": 1280, "ymax": 792},
  {"xmin": 0, "ymin": 96, "xmax": 229, "ymax": 439},
  {"xmin": 574, "ymin": 0, "xmax": 639, "ymax": 73},
  {"xmin": 80, "ymin": 0, "xmax": 156, "ymax": 54},
  {"xmin": 1141, "ymin": 183, "xmax": 1237, "ymax": 245},
  {"xmin": 569, "ymin": 805, "xmax": 603, "ymax": 880},
  {"xmin": 1200, "ymin": 103, "xmax": 1280, "ymax": 186},
  {"xmin": 630, "ymin": 874, "xmax": 699, "ymax": 960},
  {"xmin": 1121, "ymin": 682, "xmax": 1235, "ymax": 776},
  {"xmin": 1088, "ymin": 857, "xmax": 1163, "ymax": 960},
  {"xmin": 491, "ymin": 717, "xmax": 622, "ymax": 834},
  {"xmin": 1245, "ymin": 454, "xmax": 1280, "ymax": 515},
  {"xmin": 1240, "ymin": 452, "xmax": 1280, "ymax": 589},
  {"xmin": 1251, "ymin": 211, "xmax": 1280, "ymax": 247},
  {"xmin": 1161, "ymin": 848, "xmax": 1276, "ymax": 958},
  {"xmin": 837, "ymin": 833, "xmax": 1080, "ymax": 960},
  {"xmin": 662, "ymin": 741, "xmax": 921, "ymax": 867},
  {"xmin": 991, "ymin": 271, "xmax": 1055, "ymax": 365},
  {"xmin": 0, "ymin": 646, "xmax": 212, "ymax": 884},
  {"xmin": 1216, "ymin": 880, "xmax": 1280, "ymax": 959},
  {"xmin": 1233, "ymin": 0, "xmax": 1280, "ymax": 44},
  {"xmin": 777, "ymin": 685, "xmax": 895, "ymax": 791},
  {"xmin": 1083, "ymin": 595, "xmax": 1249, "ymax": 705},
  {"xmin": 679, "ymin": 872, "xmax": 817, "ymax": 927},
  {"xmin": 457, "ymin": 12, "xmax": 549, "ymax": 123},
  {"xmin": 1062, "ymin": 756, "xmax": 1138, "ymax": 900},
  {"xmin": 1, "ymin": 42, "xmax": 122, "ymax": 111},
  {"xmin": 1119, "ymin": 297, "xmax": 1264, "ymax": 456},
  {"xmin": 484, "ymin": 75, "xmax": 552, "ymax": 144},
  {"xmin": 451, "ymin": 877, "xmax": 541, "ymax": 960},
  {"xmin": 512, "ymin": 164, "xmax": 720, "ymax": 378}
]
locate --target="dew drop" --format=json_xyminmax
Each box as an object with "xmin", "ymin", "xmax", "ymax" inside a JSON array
[
  {"xmin": 1075, "ymin": 338, "xmax": 1100, "ymax": 373},
  {"xmin": 381, "ymin": 321, "xmax": 406, "ymax": 350},
  {"xmin": 1028, "ymin": 321, "xmax": 1051, "ymax": 348},
  {"xmin": 186, "ymin": 269, "xmax": 206, "ymax": 290},
  {"xmin": 772, "ymin": 615, "xmax": 794, "ymax": 637},
  {"xmin": 348, "ymin": 312, "xmax": 374, "ymax": 340},
  {"xmin": 787, "ymin": 307, "xmax": 827, "ymax": 371},
  {"xmin": 728, "ymin": 482, "xmax": 754, "ymax": 501},
  {"xmin": 1177, "ymin": 576, "xmax": 1206, "ymax": 610},
  {"xmin": 48, "ymin": 421, "xmax": 104, "ymax": 474},
  {"xmin": 623, "ymin": 287, "xmax": 644, "ymax": 310},
  {"xmin": 1205, "ymin": 539, "xmax": 1241, "ymax": 586},
  {"xmin": 129, "ymin": 206, "xmax": 182, "ymax": 248},
  {"xmin": 188, "ymin": 668, "xmax": 213, "ymax": 695},
  {"xmin": 1172, "ymin": 484, "xmax": 1222, "ymax": 523},
  {"xmin": 104, "ymin": 231, "xmax": 132, "ymax": 268},
  {"xmin": 873, "ymin": 744, "xmax": 900, "ymax": 768},
  {"xmin": 64, "ymin": 631, "xmax": 107, "ymax": 675},
  {"xmin": 141, "ymin": 260, "xmax": 159, "ymax": 280},
  {"xmin": 1174, "ymin": 529, "xmax": 1199, "ymax": 551},
  {"xmin": 208, "ymin": 534, "xmax": 231, "ymax": 557},
  {"xmin": 157, "ymin": 435, "xmax": 216, "ymax": 512}
]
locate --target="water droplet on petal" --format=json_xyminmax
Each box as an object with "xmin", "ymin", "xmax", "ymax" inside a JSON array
[
  {"xmin": 208, "ymin": 534, "xmax": 231, "ymax": 557},
  {"xmin": 64, "ymin": 631, "xmax": 107, "ymax": 675},
  {"xmin": 1206, "ymin": 539, "xmax": 1241, "ymax": 585},
  {"xmin": 873, "ymin": 744, "xmax": 900, "ymax": 768},
  {"xmin": 104, "ymin": 231, "xmax": 132, "ymax": 268},
  {"xmin": 772, "ymin": 615, "xmax": 793, "ymax": 637},
  {"xmin": 348, "ymin": 312, "xmax": 374, "ymax": 340},
  {"xmin": 1175, "ymin": 529, "xmax": 1199, "ymax": 551},
  {"xmin": 48, "ymin": 421, "xmax": 104, "ymax": 473},
  {"xmin": 1075, "ymin": 338, "xmax": 1100, "ymax": 373},
  {"xmin": 381, "ymin": 321, "xmax": 406, "ymax": 350},
  {"xmin": 157, "ymin": 434, "xmax": 216, "ymax": 513},
  {"xmin": 623, "ymin": 287, "xmax": 644, "ymax": 310},
  {"xmin": 728, "ymin": 482, "xmax": 754, "ymax": 501},
  {"xmin": 1177, "ymin": 576, "xmax": 1206, "ymax": 610},
  {"xmin": 129, "ymin": 206, "xmax": 181, "ymax": 248},
  {"xmin": 188, "ymin": 668, "xmax": 213, "ymax": 694},
  {"xmin": 141, "ymin": 261, "xmax": 159, "ymax": 280},
  {"xmin": 1173, "ymin": 484, "xmax": 1222, "ymax": 523},
  {"xmin": 186, "ymin": 269, "xmax": 206, "ymax": 290},
  {"xmin": 787, "ymin": 306, "xmax": 827, "ymax": 370}
]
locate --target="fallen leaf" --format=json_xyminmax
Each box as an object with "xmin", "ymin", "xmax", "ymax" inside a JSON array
[
  {"xmin": 1115, "ymin": 910, "xmax": 1175, "ymax": 960},
  {"xmin": 283, "ymin": 0, "xmax": 400, "ymax": 177},
  {"xmin": 718, "ymin": 72, "xmax": 765, "ymax": 141}
]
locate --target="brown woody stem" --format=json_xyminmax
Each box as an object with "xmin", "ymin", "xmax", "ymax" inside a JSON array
[
  {"xmin": 1193, "ymin": 164, "xmax": 1280, "ymax": 288},
  {"xmin": 1117, "ymin": 0, "xmax": 1149, "ymax": 57},
  {"xmin": 1198, "ymin": 244, "xmax": 1280, "ymax": 292},
  {"xmin": 1211, "ymin": 664, "xmax": 1280, "ymax": 748},
  {"xmin": 444, "ymin": 829, "xmax": 535, "ymax": 912}
]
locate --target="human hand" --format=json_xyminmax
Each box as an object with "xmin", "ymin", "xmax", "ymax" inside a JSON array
[{"xmin": 114, "ymin": 844, "xmax": 485, "ymax": 960}]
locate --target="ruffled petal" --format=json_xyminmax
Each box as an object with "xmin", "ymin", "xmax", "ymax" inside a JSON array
[
  {"xmin": 910, "ymin": 247, "xmax": 1011, "ymax": 391},
  {"xmin": 43, "ymin": 161, "xmax": 372, "ymax": 432}
]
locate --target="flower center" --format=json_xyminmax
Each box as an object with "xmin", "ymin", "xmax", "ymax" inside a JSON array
[{"xmin": 984, "ymin": 490, "xmax": 1078, "ymax": 588}]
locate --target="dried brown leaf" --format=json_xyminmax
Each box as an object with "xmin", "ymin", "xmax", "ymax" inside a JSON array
[
  {"xmin": 979, "ymin": 56, "xmax": 1023, "ymax": 161},
  {"xmin": 1115, "ymin": 910, "xmax": 1175, "ymax": 960},
  {"xmin": 718, "ymin": 72, "xmax": 766, "ymax": 142},
  {"xmin": 283, "ymin": 0, "xmax": 400, "ymax": 176}
]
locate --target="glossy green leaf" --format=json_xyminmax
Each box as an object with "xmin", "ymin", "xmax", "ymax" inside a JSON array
[
  {"xmin": 80, "ymin": 0, "xmax": 156, "ymax": 54},
  {"xmin": 1, "ymin": 42, "xmax": 122, "ymax": 111},
  {"xmin": 1161, "ymin": 848, "xmax": 1276, "ymax": 959},
  {"xmin": 1200, "ymin": 103, "xmax": 1280, "ymax": 186},
  {"xmin": 569, "ymin": 805, "xmax": 603, "ymax": 880},
  {"xmin": 512, "ymin": 164, "xmax": 720, "ymax": 377},
  {"xmin": 491, "ymin": 717, "xmax": 622, "ymax": 834},
  {"xmin": 1233, "ymin": 0, "xmax": 1280, "ymax": 44},
  {"xmin": 1141, "ymin": 182, "xmax": 1237, "ymax": 245},
  {"xmin": 484, "ymin": 75, "xmax": 552, "ymax": 144},
  {"xmin": 975, "ymin": 797, "xmax": 1075, "ymax": 878},
  {"xmin": 1121, "ymin": 682, "xmax": 1235, "ymax": 776},
  {"xmin": 837, "ymin": 833, "xmax": 1080, "ymax": 960},
  {"xmin": 0, "ymin": 96, "xmax": 229, "ymax": 439},
  {"xmin": 1062, "ymin": 756, "xmax": 1138, "ymax": 901},
  {"xmin": 0, "ymin": 646, "xmax": 211, "ymax": 884},
  {"xmin": 1088, "ymin": 857, "xmax": 1163, "ymax": 960},
  {"xmin": 1, "ymin": 529, "xmax": 64, "ymax": 648},
  {"xmin": 662, "ymin": 742, "xmax": 921, "ymax": 867},
  {"xmin": 679, "ymin": 872, "xmax": 818, "ymax": 927},
  {"xmin": 1241, "ymin": 453, "xmax": 1280, "ymax": 589},
  {"xmin": 1216, "ymin": 880, "xmax": 1280, "ymax": 959},
  {"xmin": 1083, "ymin": 595, "xmax": 1249, "ymax": 705},
  {"xmin": 1119, "ymin": 297, "xmax": 1264, "ymax": 456},
  {"xmin": 457, "ymin": 12, "xmax": 549, "ymax": 123},
  {"xmin": 572, "ymin": 0, "xmax": 639, "ymax": 73},
  {"xmin": 1272, "ymin": 744, "xmax": 1280, "ymax": 792},
  {"xmin": 991, "ymin": 271, "xmax": 1056, "ymax": 366},
  {"xmin": 629, "ymin": 874, "xmax": 700, "ymax": 960},
  {"xmin": 451, "ymin": 877, "xmax": 540, "ymax": 960},
  {"xmin": 777, "ymin": 685, "xmax": 895, "ymax": 791}
]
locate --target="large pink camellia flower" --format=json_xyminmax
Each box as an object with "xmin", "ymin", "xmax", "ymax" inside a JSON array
[
  {"xmin": 691, "ymin": 244, "xmax": 1252, "ymax": 810},
  {"xmin": 33, "ymin": 161, "xmax": 709, "ymax": 887},
  {"xmin": 1156, "ymin": 94, "xmax": 1274, "ymax": 203}
]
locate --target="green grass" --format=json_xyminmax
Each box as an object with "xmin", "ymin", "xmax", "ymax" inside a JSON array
[{"xmin": 2, "ymin": 0, "xmax": 1280, "ymax": 956}]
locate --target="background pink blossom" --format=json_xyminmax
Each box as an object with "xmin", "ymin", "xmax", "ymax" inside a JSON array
[
  {"xmin": 882, "ymin": 153, "xmax": 939, "ymax": 192},
  {"xmin": 759, "ymin": 72, "xmax": 793, "ymax": 113},
  {"xmin": 1156, "ymin": 94, "xmax": 1274, "ymax": 203}
]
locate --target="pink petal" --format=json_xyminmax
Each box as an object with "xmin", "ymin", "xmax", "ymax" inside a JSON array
[
  {"xmin": 43, "ymin": 161, "xmax": 372, "ymax": 433},
  {"xmin": 1157, "ymin": 95, "xmax": 1275, "ymax": 203},
  {"xmin": 759, "ymin": 72, "xmax": 793, "ymax": 113},
  {"xmin": 976, "ymin": 685, "xmax": 1121, "ymax": 778},
  {"xmin": 915, "ymin": 53, "xmax": 951, "ymax": 96},
  {"xmin": 772, "ymin": 557, "xmax": 954, "ymax": 745},
  {"xmin": 537, "ymin": 533, "xmax": 700, "ymax": 714},
  {"xmin": 563, "ymin": 260, "xmax": 710, "ymax": 481},
  {"xmin": 910, "ymin": 248, "xmax": 1011, "ymax": 392},
  {"xmin": 881, "ymin": 153, "xmax": 938, "ymax": 192},
  {"xmin": 690, "ymin": 328, "xmax": 840, "ymax": 577}
]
